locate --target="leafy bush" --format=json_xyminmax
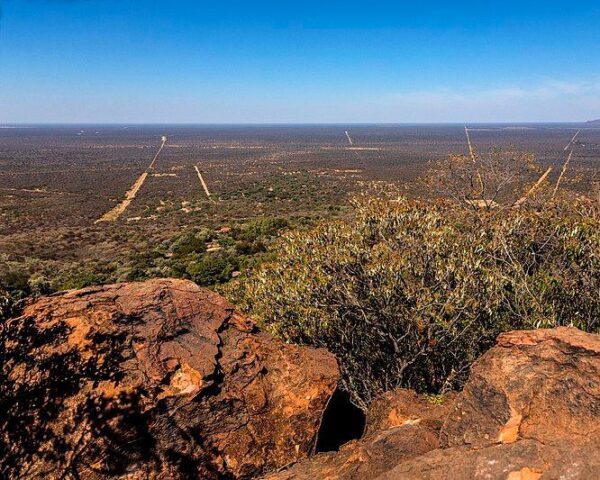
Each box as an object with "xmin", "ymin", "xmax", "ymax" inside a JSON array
[
  {"xmin": 235, "ymin": 218, "xmax": 289, "ymax": 242},
  {"xmin": 227, "ymin": 198, "xmax": 600, "ymax": 408},
  {"xmin": 58, "ymin": 270, "xmax": 112, "ymax": 291},
  {"xmin": 0, "ymin": 269, "xmax": 30, "ymax": 297},
  {"xmin": 186, "ymin": 255, "xmax": 239, "ymax": 287},
  {"xmin": 169, "ymin": 232, "xmax": 208, "ymax": 256}
]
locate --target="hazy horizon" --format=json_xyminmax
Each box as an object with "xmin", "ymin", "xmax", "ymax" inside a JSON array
[{"xmin": 0, "ymin": 121, "xmax": 598, "ymax": 127}]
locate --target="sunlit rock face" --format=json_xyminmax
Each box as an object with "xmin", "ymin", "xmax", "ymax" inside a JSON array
[
  {"xmin": 0, "ymin": 279, "xmax": 339, "ymax": 479},
  {"xmin": 266, "ymin": 327, "xmax": 600, "ymax": 480}
]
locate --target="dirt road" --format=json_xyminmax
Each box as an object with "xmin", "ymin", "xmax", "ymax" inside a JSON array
[
  {"xmin": 149, "ymin": 136, "xmax": 167, "ymax": 170},
  {"xmin": 564, "ymin": 130, "xmax": 580, "ymax": 151},
  {"xmin": 465, "ymin": 127, "xmax": 476, "ymax": 161},
  {"xmin": 96, "ymin": 136, "xmax": 167, "ymax": 222},
  {"xmin": 194, "ymin": 165, "xmax": 214, "ymax": 201},
  {"xmin": 345, "ymin": 131, "xmax": 354, "ymax": 145},
  {"xmin": 96, "ymin": 172, "xmax": 149, "ymax": 222}
]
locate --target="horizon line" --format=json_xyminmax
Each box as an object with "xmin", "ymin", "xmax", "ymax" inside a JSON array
[{"xmin": 1, "ymin": 121, "xmax": 597, "ymax": 127}]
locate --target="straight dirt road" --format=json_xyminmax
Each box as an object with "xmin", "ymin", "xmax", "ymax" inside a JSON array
[
  {"xmin": 564, "ymin": 130, "xmax": 580, "ymax": 151},
  {"xmin": 96, "ymin": 136, "xmax": 167, "ymax": 222},
  {"xmin": 194, "ymin": 165, "xmax": 214, "ymax": 201},
  {"xmin": 96, "ymin": 172, "xmax": 149, "ymax": 222},
  {"xmin": 345, "ymin": 131, "xmax": 353, "ymax": 145},
  {"xmin": 465, "ymin": 127, "xmax": 476, "ymax": 161},
  {"xmin": 149, "ymin": 136, "xmax": 167, "ymax": 170}
]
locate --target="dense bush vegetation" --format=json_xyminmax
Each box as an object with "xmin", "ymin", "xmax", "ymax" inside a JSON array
[
  {"xmin": 125, "ymin": 217, "xmax": 289, "ymax": 287},
  {"xmin": 227, "ymin": 198, "xmax": 600, "ymax": 408},
  {"xmin": 0, "ymin": 218, "xmax": 289, "ymax": 298}
]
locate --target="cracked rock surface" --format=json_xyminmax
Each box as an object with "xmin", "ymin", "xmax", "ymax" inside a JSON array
[
  {"xmin": 265, "ymin": 327, "xmax": 600, "ymax": 480},
  {"xmin": 0, "ymin": 279, "xmax": 339, "ymax": 479}
]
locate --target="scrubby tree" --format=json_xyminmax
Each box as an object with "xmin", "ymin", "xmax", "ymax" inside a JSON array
[
  {"xmin": 425, "ymin": 147, "xmax": 550, "ymax": 210},
  {"xmin": 227, "ymin": 197, "xmax": 600, "ymax": 408}
]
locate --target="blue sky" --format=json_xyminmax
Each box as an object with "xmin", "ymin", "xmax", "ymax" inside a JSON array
[{"xmin": 1, "ymin": 0, "xmax": 599, "ymax": 123}]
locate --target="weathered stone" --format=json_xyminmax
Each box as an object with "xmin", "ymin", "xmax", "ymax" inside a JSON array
[
  {"xmin": 264, "ymin": 389, "xmax": 452, "ymax": 479},
  {"xmin": 377, "ymin": 439, "xmax": 600, "ymax": 479},
  {"xmin": 264, "ymin": 424, "xmax": 440, "ymax": 480},
  {"xmin": 441, "ymin": 327, "xmax": 600, "ymax": 448},
  {"xmin": 0, "ymin": 279, "xmax": 339, "ymax": 479},
  {"xmin": 266, "ymin": 327, "xmax": 600, "ymax": 480},
  {"xmin": 366, "ymin": 388, "xmax": 456, "ymax": 435}
]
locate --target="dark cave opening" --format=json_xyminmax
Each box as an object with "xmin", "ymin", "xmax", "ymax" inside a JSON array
[{"xmin": 315, "ymin": 388, "xmax": 366, "ymax": 453}]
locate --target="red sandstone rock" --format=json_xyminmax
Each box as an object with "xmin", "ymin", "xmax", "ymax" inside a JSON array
[
  {"xmin": 264, "ymin": 389, "xmax": 452, "ymax": 479},
  {"xmin": 266, "ymin": 327, "xmax": 600, "ymax": 480},
  {"xmin": 441, "ymin": 326, "xmax": 600, "ymax": 449},
  {"xmin": 264, "ymin": 424, "xmax": 440, "ymax": 480},
  {"xmin": 376, "ymin": 440, "xmax": 600, "ymax": 479},
  {"xmin": 366, "ymin": 388, "xmax": 456, "ymax": 435},
  {"xmin": 0, "ymin": 279, "xmax": 339, "ymax": 479}
]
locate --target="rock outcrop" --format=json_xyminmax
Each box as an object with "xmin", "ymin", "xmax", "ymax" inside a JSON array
[
  {"xmin": 265, "ymin": 388, "xmax": 452, "ymax": 480},
  {"xmin": 441, "ymin": 327, "xmax": 600, "ymax": 449},
  {"xmin": 0, "ymin": 279, "xmax": 340, "ymax": 479},
  {"xmin": 266, "ymin": 327, "xmax": 600, "ymax": 480},
  {"xmin": 366, "ymin": 388, "xmax": 456, "ymax": 436},
  {"xmin": 3, "ymin": 282, "xmax": 599, "ymax": 480}
]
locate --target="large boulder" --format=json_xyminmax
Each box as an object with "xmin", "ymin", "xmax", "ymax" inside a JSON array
[
  {"xmin": 377, "ymin": 440, "xmax": 600, "ymax": 479},
  {"xmin": 0, "ymin": 279, "xmax": 340, "ymax": 479},
  {"xmin": 266, "ymin": 327, "xmax": 600, "ymax": 480},
  {"xmin": 441, "ymin": 327, "xmax": 600, "ymax": 449}
]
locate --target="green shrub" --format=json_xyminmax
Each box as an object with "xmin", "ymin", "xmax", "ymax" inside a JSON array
[
  {"xmin": 234, "ymin": 218, "xmax": 289, "ymax": 242},
  {"xmin": 169, "ymin": 232, "xmax": 208, "ymax": 256},
  {"xmin": 58, "ymin": 270, "xmax": 111, "ymax": 291},
  {"xmin": 187, "ymin": 255, "xmax": 239, "ymax": 287},
  {"xmin": 226, "ymin": 198, "xmax": 600, "ymax": 408},
  {"xmin": 0, "ymin": 270, "xmax": 30, "ymax": 297}
]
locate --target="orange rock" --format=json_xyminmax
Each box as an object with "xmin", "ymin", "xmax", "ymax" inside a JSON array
[
  {"xmin": 0, "ymin": 279, "xmax": 339, "ymax": 479},
  {"xmin": 267, "ymin": 327, "xmax": 600, "ymax": 480},
  {"xmin": 366, "ymin": 388, "xmax": 456, "ymax": 435},
  {"xmin": 442, "ymin": 327, "xmax": 600, "ymax": 449},
  {"xmin": 498, "ymin": 410, "xmax": 522, "ymax": 444},
  {"xmin": 506, "ymin": 467, "xmax": 543, "ymax": 480}
]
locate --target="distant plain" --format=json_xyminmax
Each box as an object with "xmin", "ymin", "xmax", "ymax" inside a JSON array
[{"xmin": 1, "ymin": 124, "xmax": 599, "ymax": 285}]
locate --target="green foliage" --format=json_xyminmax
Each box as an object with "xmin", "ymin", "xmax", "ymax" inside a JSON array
[
  {"xmin": 0, "ymin": 217, "xmax": 290, "ymax": 298},
  {"xmin": 227, "ymin": 198, "xmax": 600, "ymax": 408},
  {"xmin": 169, "ymin": 231, "xmax": 208, "ymax": 256},
  {"xmin": 0, "ymin": 270, "xmax": 29, "ymax": 297},
  {"xmin": 58, "ymin": 270, "xmax": 112, "ymax": 291},
  {"xmin": 235, "ymin": 218, "xmax": 289, "ymax": 241},
  {"xmin": 0, "ymin": 288, "xmax": 17, "ymax": 322},
  {"xmin": 121, "ymin": 217, "xmax": 289, "ymax": 287},
  {"xmin": 186, "ymin": 254, "xmax": 239, "ymax": 287}
]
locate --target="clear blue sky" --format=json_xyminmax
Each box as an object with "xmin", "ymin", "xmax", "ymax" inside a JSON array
[{"xmin": 1, "ymin": 0, "xmax": 599, "ymax": 123}]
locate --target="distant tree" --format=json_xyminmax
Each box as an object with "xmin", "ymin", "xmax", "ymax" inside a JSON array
[{"xmin": 425, "ymin": 147, "xmax": 550, "ymax": 210}]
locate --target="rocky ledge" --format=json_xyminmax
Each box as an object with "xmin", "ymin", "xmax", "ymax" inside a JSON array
[
  {"xmin": 0, "ymin": 279, "xmax": 339, "ymax": 479},
  {"xmin": 1, "ymin": 279, "xmax": 599, "ymax": 479},
  {"xmin": 266, "ymin": 327, "xmax": 600, "ymax": 479}
]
